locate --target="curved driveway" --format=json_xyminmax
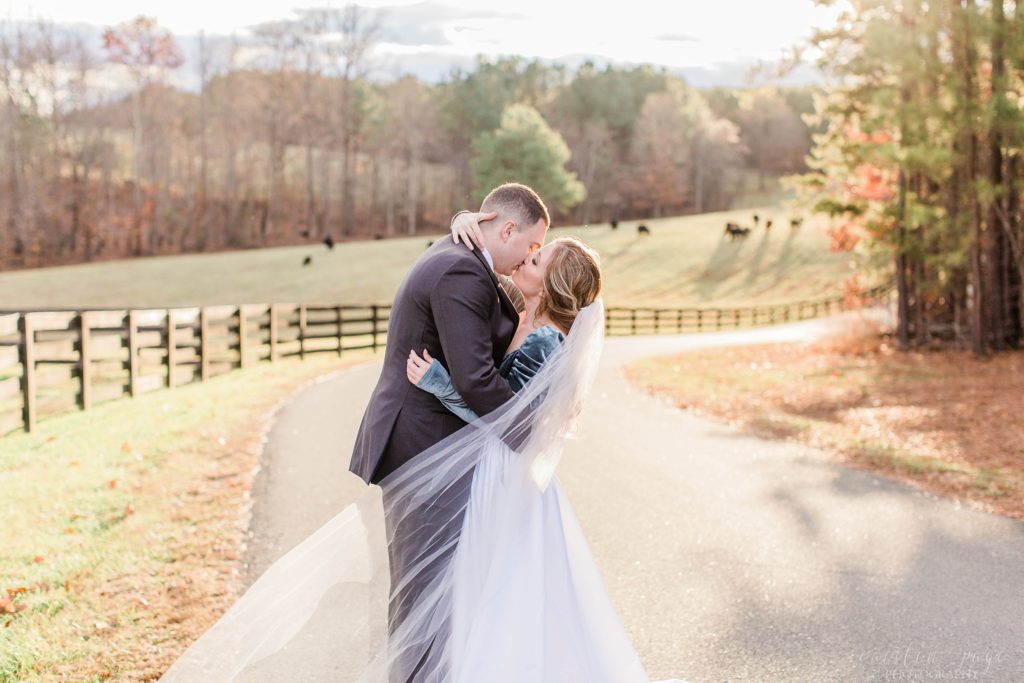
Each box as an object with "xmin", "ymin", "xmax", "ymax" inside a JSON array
[{"xmin": 244, "ymin": 307, "xmax": 1024, "ymax": 682}]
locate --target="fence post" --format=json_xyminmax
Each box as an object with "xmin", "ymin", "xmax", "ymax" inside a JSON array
[
  {"xmin": 631, "ymin": 309, "xmax": 637, "ymax": 335},
  {"xmin": 605, "ymin": 310, "xmax": 612, "ymax": 336},
  {"xmin": 677, "ymin": 309, "xmax": 683, "ymax": 333},
  {"xmin": 166, "ymin": 309, "xmax": 176, "ymax": 389},
  {"xmin": 336, "ymin": 305, "xmax": 344, "ymax": 357},
  {"xmin": 696, "ymin": 308, "xmax": 703, "ymax": 332},
  {"xmin": 734, "ymin": 309, "xmax": 740, "ymax": 328},
  {"xmin": 128, "ymin": 310, "xmax": 139, "ymax": 396},
  {"xmin": 299, "ymin": 305, "xmax": 307, "ymax": 359},
  {"xmin": 654, "ymin": 309, "xmax": 660, "ymax": 334},
  {"xmin": 716, "ymin": 309, "xmax": 722, "ymax": 330},
  {"xmin": 18, "ymin": 313, "xmax": 35, "ymax": 433},
  {"xmin": 79, "ymin": 311, "xmax": 92, "ymax": 410},
  {"xmin": 371, "ymin": 305, "xmax": 379, "ymax": 352},
  {"xmin": 200, "ymin": 307, "xmax": 210, "ymax": 381},
  {"xmin": 269, "ymin": 304, "xmax": 278, "ymax": 363},
  {"xmin": 238, "ymin": 305, "xmax": 248, "ymax": 369}
]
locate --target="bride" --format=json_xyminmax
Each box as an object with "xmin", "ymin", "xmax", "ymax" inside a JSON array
[{"xmin": 159, "ymin": 227, "xmax": 688, "ymax": 682}]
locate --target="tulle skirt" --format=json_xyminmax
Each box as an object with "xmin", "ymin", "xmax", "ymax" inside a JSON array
[{"xmin": 448, "ymin": 436, "xmax": 654, "ymax": 682}]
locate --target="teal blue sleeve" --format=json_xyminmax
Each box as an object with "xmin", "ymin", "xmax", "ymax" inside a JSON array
[
  {"xmin": 501, "ymin": 327, "xmax": 564, "ymax": 392},
  {"xmin": 415, "ymin": 359, "xmax": 481, "ymax": 423}
]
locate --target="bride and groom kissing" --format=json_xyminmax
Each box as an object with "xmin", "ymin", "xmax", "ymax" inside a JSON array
[{"xmin": 160, "ymin": 182, "xmax": 688, "ymax": 682}]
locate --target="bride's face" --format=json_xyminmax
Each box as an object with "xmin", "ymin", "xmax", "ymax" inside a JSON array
[{"xmin": 512, "ymin": 242, "xmax": 557, "ymax": 300}]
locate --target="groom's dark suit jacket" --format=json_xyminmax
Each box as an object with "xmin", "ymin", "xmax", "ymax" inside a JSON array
[{"xmin": 349, "ymin": 236, "xmax": 520, "ymax": 485}]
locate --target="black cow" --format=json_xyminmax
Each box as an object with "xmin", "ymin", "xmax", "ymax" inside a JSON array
[{"xmin": 724, "ymin": 223, "xmax": 751, "ymax": 240}]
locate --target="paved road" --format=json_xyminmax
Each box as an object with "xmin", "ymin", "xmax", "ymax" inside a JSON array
[{"xmin": 244, "ymin": 307, "xmax": 1024, "ymax": 682}]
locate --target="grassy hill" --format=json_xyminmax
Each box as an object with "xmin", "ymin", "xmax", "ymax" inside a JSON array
[{"xmin": 0, "ymin": 203, "xmax": 873, "ymax": 310}]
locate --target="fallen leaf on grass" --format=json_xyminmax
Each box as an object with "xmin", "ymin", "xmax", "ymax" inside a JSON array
[{"xmin": 0, "ymin": 595, "xmax": 27, "ymax": 614}]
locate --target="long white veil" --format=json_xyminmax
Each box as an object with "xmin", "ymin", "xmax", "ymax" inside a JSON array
[{"xmin": 159, "ymin": 300, "xmax": 607, "ymax": 682}]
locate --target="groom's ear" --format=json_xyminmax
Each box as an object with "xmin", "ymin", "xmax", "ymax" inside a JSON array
[{"xmin": 499, "ymin": 220, "xmax": 516, "ymax": 242}]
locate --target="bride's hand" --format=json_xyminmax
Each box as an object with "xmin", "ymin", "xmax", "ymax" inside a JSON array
[
  {"xmin": 407, "ymin": 349, "xmax": 434, "ymax": 385},
  {"xmin": 451, "ymin": 211, "xmax": 496, "ymax": 251}
]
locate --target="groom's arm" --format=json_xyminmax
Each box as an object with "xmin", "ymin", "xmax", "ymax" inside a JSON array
[{"xmin": 430, "ymin": 263, "xmax": 515, "ymax": 417}]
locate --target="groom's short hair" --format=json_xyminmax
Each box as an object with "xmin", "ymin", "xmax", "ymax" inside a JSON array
[{"xmin": 480, "ymin": 183, "xmax": 550, "ymax": 230}]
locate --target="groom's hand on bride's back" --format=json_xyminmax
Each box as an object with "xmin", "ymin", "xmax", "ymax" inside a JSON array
[{"xmin": 450, "ymin": 210, "xmax": 496, "ymax": 251}]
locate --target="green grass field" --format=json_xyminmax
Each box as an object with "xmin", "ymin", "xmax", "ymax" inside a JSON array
[
  {"xmin": 0, "ymin": 350, "xmax": 373, "ymax": 681},
  {"xmin": 0, "ymin": 202, "xmax": 873, "ymax": 311}
]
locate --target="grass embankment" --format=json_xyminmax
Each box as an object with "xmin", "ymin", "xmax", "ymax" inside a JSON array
[
  {"xmin": 0, "ymin": 202, "xmax": 863, "ymax": 311},
  {"xmin": 0, "ymin": 350, "xmax": 373, "ymax": 682},
  {"xmin": 624, "ymin": 320, "xmax": 1024, "ymax": 521}
]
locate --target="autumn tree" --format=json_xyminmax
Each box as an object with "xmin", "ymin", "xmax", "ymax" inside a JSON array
[
  {"xmin": 789, "ymin": 0, "xmax": 1024, "ymax": 355},
  {"xmin": 310, "ymin": 4, "xmax": 381, "ymax": 236},
  {"xmin": 103, "ymin": 16, "xmax": 183, "ymax": 254},
  {"xmin": 733, "ymin": 89, "xmax": 810, "ymax": 191}
]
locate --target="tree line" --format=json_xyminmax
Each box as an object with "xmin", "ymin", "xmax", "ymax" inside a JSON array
[
  {"xmin": 789, "ymin": 0, "xmax": 1024, "ymax": 356},
  {"xmin": 0, "ymin": 10, "xmax": 813, "ymax": 270}
]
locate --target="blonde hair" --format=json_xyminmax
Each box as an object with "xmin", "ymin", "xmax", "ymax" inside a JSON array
[{"xmin": 536, "ymin": 236, "xmax": 602, "ymax": 335}]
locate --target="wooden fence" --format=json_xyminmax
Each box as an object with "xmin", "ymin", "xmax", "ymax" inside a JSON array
[
  {"xmin": 0, "ymin": 283, "xmax": 894, "ymax": 437},
  {"xmin": 603, "ymin": 283, "xmax": 895, "ymax": 336},
  {"xmin": 0, "ymin": 303, "xmax": 391, "ymax": 436}
]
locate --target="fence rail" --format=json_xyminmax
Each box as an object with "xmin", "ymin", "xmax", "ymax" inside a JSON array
[{"xmin": 0, "ymin": 283, "xmax": 894, "ymax": 437}]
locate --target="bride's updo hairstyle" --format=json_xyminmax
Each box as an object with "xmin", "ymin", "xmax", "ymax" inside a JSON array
[{"xmin": 537, "ymin": 236, "xmax": 602, "ymax": 335}]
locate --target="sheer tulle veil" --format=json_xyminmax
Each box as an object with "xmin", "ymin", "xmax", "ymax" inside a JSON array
[{"xmin": 159, "ymin": 300, "xmax": 611, "ymax": 682}]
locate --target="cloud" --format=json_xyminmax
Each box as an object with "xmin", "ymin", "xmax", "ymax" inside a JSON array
[
  {"xmin": 654, "ymin": 33, "xmax": 700, "ymax": 43},
  {"xmin": 375, "ymin": 2, "xmax": 526, "ymax": 47}
]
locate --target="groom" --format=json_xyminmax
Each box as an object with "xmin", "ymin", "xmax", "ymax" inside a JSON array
[
  {"xmin": 350, "ymin": 182, "xmax": 549, "ymax": 485},
  {"xmin": 349, "ymin": 182, "xmax": 549, "ymax": 681}
]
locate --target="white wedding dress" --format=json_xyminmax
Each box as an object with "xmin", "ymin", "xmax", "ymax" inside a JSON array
[{"xmin": 160, "ymin": 301, "xmax": 689, "ymax": 683}]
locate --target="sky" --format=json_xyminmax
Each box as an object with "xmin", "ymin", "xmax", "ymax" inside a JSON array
[{"xmin": 2, "ymin": 0, "xmax": 845, "ymax": 87}]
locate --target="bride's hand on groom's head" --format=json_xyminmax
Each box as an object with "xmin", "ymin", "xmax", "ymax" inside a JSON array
[
  {"xmin": 406, "ymin": 348, "xmax": 434, "ymax": 385},
  {"xmin": 452, "ymin": 211, "xmax": 495, "ymax": 251}
]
